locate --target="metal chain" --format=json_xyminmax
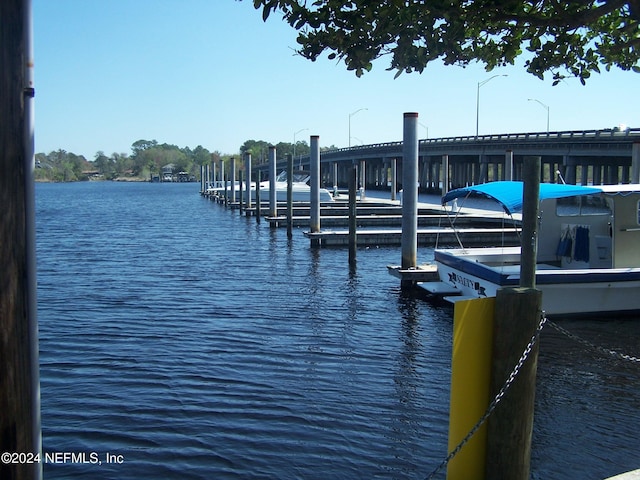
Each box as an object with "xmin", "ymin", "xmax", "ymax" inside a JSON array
[
  {"xmin": 548, "ymin": 320, "xmax": 640, "ymax": 363},
  {"xmin": 425, "ymin": 312, "xmax": 548, "ymax": 480}
]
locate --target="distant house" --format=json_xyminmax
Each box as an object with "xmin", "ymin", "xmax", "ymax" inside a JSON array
[{"xmin": 162, "ymin": 164, "xmax": 175, "ymax": 182}]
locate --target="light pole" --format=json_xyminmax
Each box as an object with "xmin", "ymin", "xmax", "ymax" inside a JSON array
[
  {"xmin": 293, "ymin": 128, "xmax": 308, "ymax": 169},
  {"xmin": 419, "ymin": 121, "xmax": 429, "ymax": 139},
  {"xmin": 349, "ymin": 108, "xmax": 368, "ymax": 148},
  {"xmin": 476, "ymin": 75, "xmax": 507, "ymax": 136},
  {"xmin": 528, "ymin": 98, "xmax": 550, "ymax": 133}
]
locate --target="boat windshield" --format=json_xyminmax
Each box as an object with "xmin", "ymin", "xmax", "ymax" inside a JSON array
[
  {"xmin": 275, "ymin": 171, "xmax": 311, "ymax": 183},
  {"xmin": 556, "ymin": 195, "xmax": 612, "ymax": 216}
]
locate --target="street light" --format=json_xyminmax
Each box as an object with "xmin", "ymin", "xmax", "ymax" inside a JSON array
[
  {"xmin": 349, "ymin": 108, "xmax": 368, "ymax": 148},
  {"xmin": 528, "ymin": 98, "xmax": 550, "ymax": 133},
  {"xmin": 293, "ymin": 128, "xmax": 308, "ymax": 169},
  {"xmin": 476, "ymin": 74, "xmax": 507, "ymax": 136},
  {"xmin": 419, "ymin": 121, "xmax": 429, "ymax": 139}
]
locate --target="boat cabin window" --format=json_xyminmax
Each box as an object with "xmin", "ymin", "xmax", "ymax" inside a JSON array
[{"xmin": 556, "ymin": 195, "xmax": 611, "ymax": 217}]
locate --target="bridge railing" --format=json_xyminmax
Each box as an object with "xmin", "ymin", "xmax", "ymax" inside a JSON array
[{"xmin": 314, "ymin": 127, "xmax": 638, "ymax": 155}]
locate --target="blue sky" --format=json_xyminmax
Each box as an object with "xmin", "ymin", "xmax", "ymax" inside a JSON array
[{"xmin": 34, "ymin": 0, "xmax": 639, "ymax": 160}]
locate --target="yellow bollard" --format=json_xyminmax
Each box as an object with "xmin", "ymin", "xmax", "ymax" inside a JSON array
[{"xmin": 447, "ymin": 297, "xmax": 495, "ymax": 480}]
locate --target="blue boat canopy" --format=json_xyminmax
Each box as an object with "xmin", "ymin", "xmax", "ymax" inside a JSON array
[{"xmin": 441, "ymin": 181, "xmax": 602, "ymax": 215}]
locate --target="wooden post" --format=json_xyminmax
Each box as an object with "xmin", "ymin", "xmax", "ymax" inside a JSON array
[
  {"xmin": 1, "ymin": 1, "xmax": 42, "ymax": 479},
  {"xmin": 268, "ymin": 146, "xmax": 277, "ymax": 219},
  {"xmin": 485, "ymin": 288, "xmax": 542, "ymax": 480},
  {"xmin": 286, "ymin": 154, "xmax": 293, "ymax": 239},
  {"xmin": 348, "ymin": 164, "xmax": 357, "ymax": 265},
  {"xmin": 255, "ymin": 171, "xmax": 261, "ymax": 223},
  {"xmin": 401, "ymin": 112, "xmax": 419, "ymax": 276},
  {"xmin": 520, "ymin": 156, "xmax": 540, "ymax": 289},
  {"xmin": 218, "ymin": 157, "xmax": 224, "ymax": 194},
  {"xmin": 223, "ymin": 172, "xmax": 228, "ymax": 207},
  {"xmin": 245, "ymin": 153, "xmax": 252, "ymax": 210},
  {"xmin": 310, "ymin": 135, "xmax": 320, "ymax": 234},
  {"xmin": 230, "ymin": 157, "xmax": 236, "ymax": 203},
  {"xmin": 485, "ymin": 157, "xmax": 543, "ymax": 480},
  {"xmin": 238, "ymin": 169, "xmax": 243, "ymax": 213}
]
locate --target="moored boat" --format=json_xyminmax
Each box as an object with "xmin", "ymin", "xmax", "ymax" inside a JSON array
[
  {"xmin": 205, "ymin": 171, "xmax": 334, "ymax": 203},
  {"xmin": 420, "ymin": 181, "xmax": 640, "ymax": 316}
]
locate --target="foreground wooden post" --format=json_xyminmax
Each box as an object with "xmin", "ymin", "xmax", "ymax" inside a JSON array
[
  {"xmin": 401, "ymin": 112, "xmax": 419, "ymax": 279},
  {"xmin": 485, "ymin": 288, "xmax": 542, "ymax": 480},
  {"xmin": 485, "ymin": 157, "xmax": 542, "ymax": 480},
  {"xmin": 0, "ymin": 1, "xmax": 42, "ymax": 479},
  {"xmin": 520, "ymin": 156, "xmax": 541, "ymax": 288}
]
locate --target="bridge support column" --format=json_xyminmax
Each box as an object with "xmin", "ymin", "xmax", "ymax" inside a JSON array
[
  {"xmin": 332, "ymin": 162, "xmax": 338, "ymax": 192},
  {"xmin": 391, "ymin": 158, "xmax": 397, "ymax": 201},
  {"xmin": 593, "ymin": 163, "xmax": 603, "ymax": 185},
  {"xmin": 563, "ymin": 155, "xmax": 577, "ymax": 185},
  {"xmin": 478, "ymin": 154, "xmax": 489, "ymax": 183},
  {"xmin": 580, "ymin": 162, "xmax": 589, "ymax": 186},
  {"xmin": 606, "ymin": 163, "xmax": 618, "ymax": 185},
  {"xmin": 492, "ymin": 161, "xmax": 500, "ymax": 182},
  {"xmin": 505, "ymin": 150, "xmax": 514, "ymax": 181},
  {"xmin": 632, "ymin": 142, "xmax": 640, "ymax": 183},
  {"xmin": 442, "ymin": 154, "xmax": 450, "ymax": 195}
]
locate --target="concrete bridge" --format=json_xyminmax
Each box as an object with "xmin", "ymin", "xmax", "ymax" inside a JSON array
[{"xmin": 253, "ymin": 128, "xmax": 640, "ymax": 193}]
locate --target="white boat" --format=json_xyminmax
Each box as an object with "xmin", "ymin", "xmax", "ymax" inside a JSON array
[
  {"xmin": 420, "ymin": 181, "xmax": 640, "ymax": 316},
  {"xmin": 253, "ymin": 170, "xmax": 334, "ymax": 203},
  {"xmin": 206, "ymin": 171, "xmax": 334, "ymax": 203}
]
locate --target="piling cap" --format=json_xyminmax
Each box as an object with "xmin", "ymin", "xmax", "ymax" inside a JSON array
[{"xmin": 404, "ymin": 112, "xmax": 419, "ymax": 118}]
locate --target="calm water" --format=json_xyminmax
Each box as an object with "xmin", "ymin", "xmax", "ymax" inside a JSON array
[{"xmin": 36, "ymin": 182, "xmax": 640, "ymax": 479}]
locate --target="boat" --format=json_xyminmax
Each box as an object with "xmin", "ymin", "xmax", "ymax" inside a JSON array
[
  {"xmin": 206, "ymin": 171, "xmax": 334, "ymax": 203},
  {"xmin": 419, "ymin": 181, "xmax": 640, "ymax": 316},
  {"xmin": 253, "ymin": 170, "xmax": 334, "ymax": 203}
]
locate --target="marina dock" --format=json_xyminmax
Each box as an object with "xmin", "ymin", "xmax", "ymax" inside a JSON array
[{"xmin": 202, "ymin": 189, "xmax": 521, "ymax": 247}]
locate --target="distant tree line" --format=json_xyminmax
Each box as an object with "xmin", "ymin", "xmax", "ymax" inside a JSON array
[
  {"xmin": 35, "ymin": 138, "xmax": 339, "ymax": 182},
  {"xmin": 35, "ymin": 140, "xmax": 217, "ymax": 182}
]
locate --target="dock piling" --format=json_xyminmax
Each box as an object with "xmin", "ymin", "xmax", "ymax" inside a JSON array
[
  {"xmin": 310, "ymin": 135, "xmax": 321, "ymax": 235},
  {"xmin": 401, "ymin": 112, "xmax": 419, "ymax": 279},
  {"xmin": 287, "ymin": 154, "xmax": 293, "ymax": 239},
  {"xmin": 245, "ymin": 153, "xmax": 252, "ymax": 211},
  {"xmin": 269, "ymin": 146, "xmax": 277, "ymax": 219},
  {"xmin": 348, "ymin": 164, "xmax": 357, "ymax": 264}
]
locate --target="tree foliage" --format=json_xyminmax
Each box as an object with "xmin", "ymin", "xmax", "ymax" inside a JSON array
[
  {"xmin": 35, "ymin": 141, "xmax": 213, "ymax": 182},
  {"xmin": 251, "ymin": 0, "xmax": 640, "ymax": 84}
]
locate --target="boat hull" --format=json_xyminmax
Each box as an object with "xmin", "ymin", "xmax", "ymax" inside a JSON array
[{"xmin": 432, "ymin": 248, "xmax": 640, "ymax": 316}]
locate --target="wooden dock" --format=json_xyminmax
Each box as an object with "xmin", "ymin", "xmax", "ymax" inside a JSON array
[
  {"xmin": 203, "ymin": 190, "xmax": 521, "ymax": 248},
  {"xmin": 303, "ymin": 226, "xmax": 521, "ymax": 247}
]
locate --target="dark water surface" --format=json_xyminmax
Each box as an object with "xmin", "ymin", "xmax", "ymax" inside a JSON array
[{"xmin": 36, "ymin": 182, "xmax": 640, "ymax": 479}]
